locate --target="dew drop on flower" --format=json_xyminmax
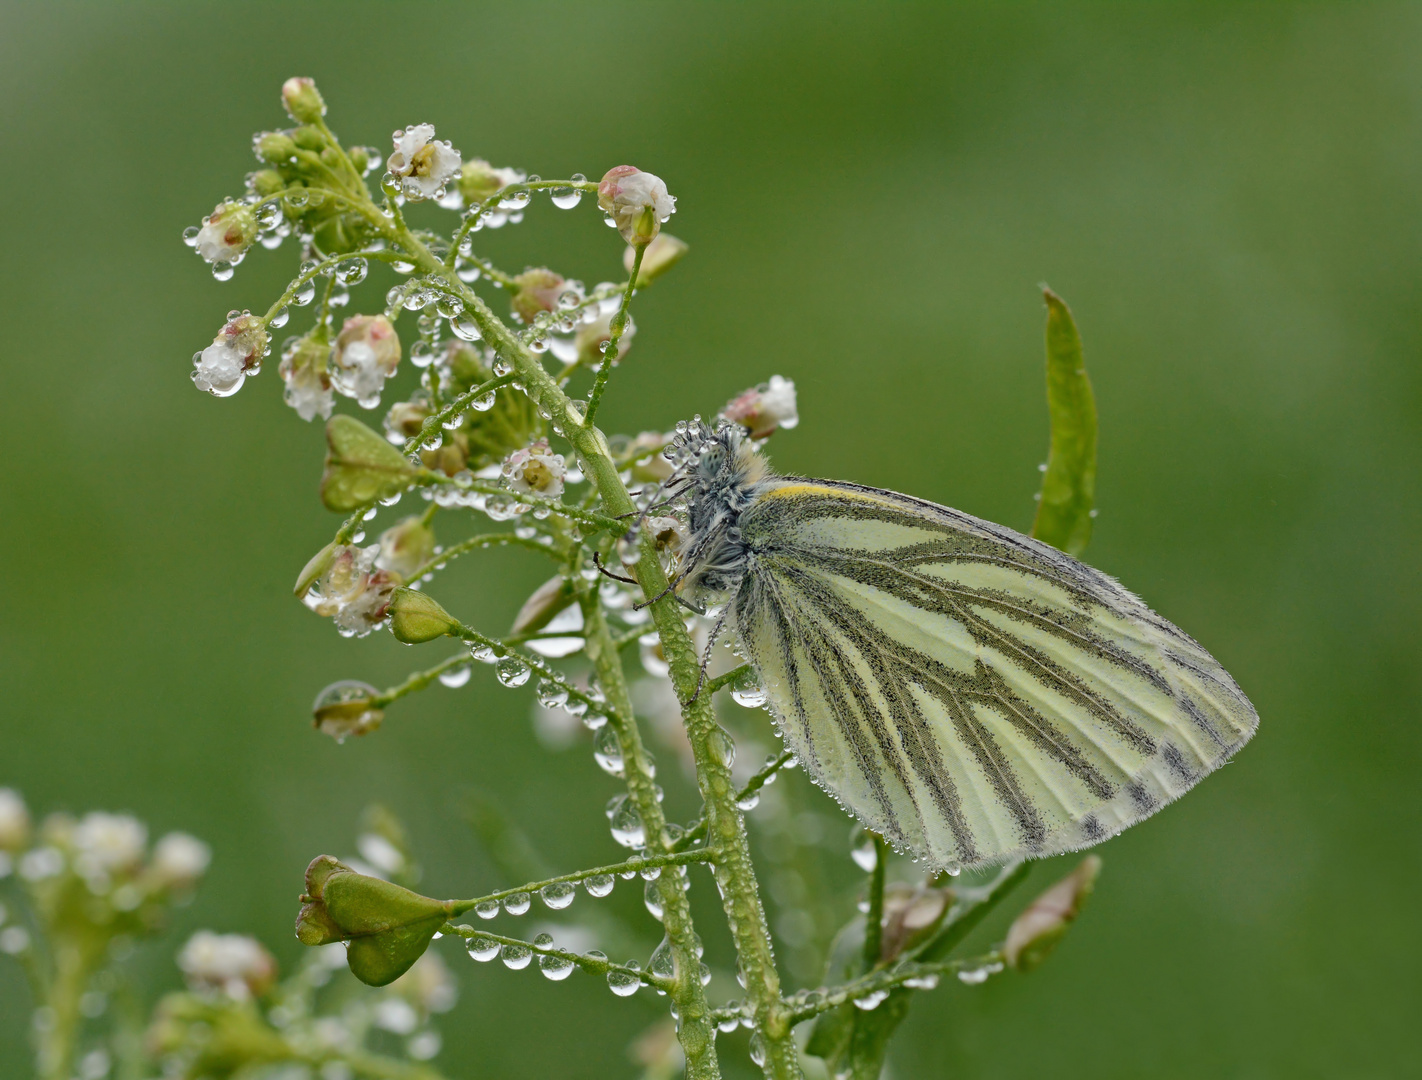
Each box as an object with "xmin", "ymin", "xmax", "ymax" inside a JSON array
[
  {"xmin": 540, "ymin": 882, "xmax": 576, "ymax": 910},
  {"xmin": 584, "ymin": 874, "xmax": 614, "ymax": 898},
  {"xmin": 500, "ymin": 943, "xmax": 531, "ymax": 970},
  {"xmin": 495, "ymin": 657, "xmax": 531, "ymax": 688},
  {"xmin": 212, "ymin": 262, "xmax": 235, "ymax": 282},
  {"xmin": 467, "ymin": 937, "xmax": 499, "ymax": 962},
  {"xmin": 503, "ymin": 892, "xmax": 531, "ymax": 916}
]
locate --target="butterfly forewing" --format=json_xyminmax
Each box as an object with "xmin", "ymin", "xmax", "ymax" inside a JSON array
[{"xmin": 730, "ymin": 479, "xmax": 1258, "ymax": 871}]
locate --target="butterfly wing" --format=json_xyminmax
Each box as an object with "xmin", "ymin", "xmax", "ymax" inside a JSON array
[{"xmin": 730, "ymin": 478, "xmax": 1258, "ymax": 871}]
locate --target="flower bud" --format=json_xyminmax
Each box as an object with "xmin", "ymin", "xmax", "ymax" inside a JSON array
[
  {"xmin": 376, "ymin": 516, "xmax": 435, "ymax": 579},
  {"xmin": 151, "ymin": 833, "xmax": 211, "ymax": 890},
  {"xmin": 458, "ymin": 159, "xmax": 524, "ymax": 205},
  {"xmin": 878, "ymin": 884, "xmax": 952, "ymax": 962},
  {"xmin": 178, "ymin": 931, "xmax": 276, "ymax": 999},
  {"xmin": 624, "ymin": 232, "xmax": 688, "ymax": 286},
  {"xmin": 330, "ymin": 314, "xmax": 401, "ymax": 408},
  {"xmin": 303, "ymin": 544, "xmax": 399, "ymax": 638},
  {"xmin": 721, "ymin": 374, "xmax": 799, "ymax": 440},
  {"xmin": 193, "ymin": 200, "xmax": 257, "ymax": 265},
  {"xmin": 388, "ymin": 588, "xmax": 460, "ymax": 644},
  {"xmin": 1004, "ymin": 855, "xmax": 1101, "ymax": 972},
  {"xmin": 192, "ymin": 313, "xmax": 270, "ymax": 399},
  {"xmin": 312, "ymin": 680, "xmax": 384, "ymax": 741},
  {"xmin": 254, "ymin": 131, "xmax": 297, "ymax": 165},
  {"xmin": 295, "ymin": 855, "xmax": 455, "ymax": 986},
  {"xmin": 510, "ymin": 575, "xmax": 577, "ymax": 637},
  {"xmin": 420, "ymin": 433, "xmax": 470, "ymax": 478},
  {"xmin": 281, "ymin": 77, "xmax": 326, "ymax": 124},
  {"xmin": 387, "ymin": 124, "xmax": 462, "ymax": 201},
  {"xmin": 384, "ymin": 399, "xmax": 431, "ymax": 444},
  {"xmin": 290, "ymin": 126, "xmax": 325, "ymax": 151},
  {"xmin": 510, "ymin": 267, "xmax": 566, "ymax": 324},
  {"xmin": 321, "ymin": 415, "xmax": 420, "ymax": 512},
  {"xmin": 575, "ymin": 311, "xmax": 635, "ymax": 367},
  {"xmin": 278, "ymin": 333, "xmax": 333, "ymax": 422},
  {"xmin": 597, "ymin": 166, "xmax": 676, "ymax": 245},
  {"xmin": 502, "ymin": 439, "xmax": 567, "ymax": 499},
  {"xmin": 627, "ymin": 431, "xmax": 675, "ymax": 483},
  {"xmin": 0, "ymin": 789, "xmax": 30, "ymax": 852},
  {"xmin": 249, "ymin": 169, "xmax": 285, "ymax": 197}
]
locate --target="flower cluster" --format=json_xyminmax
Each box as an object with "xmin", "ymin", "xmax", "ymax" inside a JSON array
[
  {"xmin": 177, "ymin": 931, "xmax": 277, "ymax": 1000},
  {"xmin": 721, "ymin": 374, "xmax": 799, "ymax": 439},
  {"xmin": 298, "ymin": 543, "xmax": 399, "ymax": 638}
]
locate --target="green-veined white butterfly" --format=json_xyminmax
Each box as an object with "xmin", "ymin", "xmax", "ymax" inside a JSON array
[{"xmin": 662, "ymin": 418, "xmax": 1258, "ymax": 873}]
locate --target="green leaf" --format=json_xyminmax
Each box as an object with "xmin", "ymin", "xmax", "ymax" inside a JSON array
[
  {"xmin": 1030, "ymin": 287, "xmax": 1098, "ymax": 556},
  {"xmin": 320, "ymin": 415, "xmax": 420, "ymax": 512},
  {"xmin": 294, "ymin": 855, "xmax": 452, "ymax": 986}
]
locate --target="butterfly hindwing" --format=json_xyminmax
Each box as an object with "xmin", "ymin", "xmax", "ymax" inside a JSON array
[{"xmin": 729, "ymin": 479, "xmax": 1258, "ymax": 871}]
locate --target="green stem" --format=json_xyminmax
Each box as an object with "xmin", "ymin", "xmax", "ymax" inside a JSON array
[
  {"xmin": 404, "ymin": 530, "xmax": 560, "ymax": 584},
  {"xmin": 780, "ymin": 949, "xmax": 1008, "ymax": 1024},
  {"xmin": 448, "ymin": 848, "xmax": 716, "ymax": 913},
  {"xmin": 862, "ymin": 835, "xmax": 888, "ymax": 969},
  {"xmin": 582, "ymin": 244, "xmax": 643, "ymax": 427},
  {"xmin": 37, "ymin": 937, "xmax": 100, "ymax": 1080},
  {"xmin": 441, "ymin": 926, "xmax": 672, "ymax": 992}
]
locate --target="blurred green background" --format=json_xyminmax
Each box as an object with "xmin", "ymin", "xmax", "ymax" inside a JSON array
[{"xmin": 3, "ymin": 2, "xmax": 1420, "ymax": 1077}]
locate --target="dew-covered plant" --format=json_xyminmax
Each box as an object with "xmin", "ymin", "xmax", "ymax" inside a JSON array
[
  {"xmin": 173, "ymin": 78, "xmax": 1108, "ymax": 1080},
  {"xmin": 0, "ymin": 790, "xmax": 454, "ymax": 1080}
]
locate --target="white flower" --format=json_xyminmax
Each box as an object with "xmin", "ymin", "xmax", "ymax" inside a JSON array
[
  {"xmin": 193, "ymin": 201, "xmax": 257, "ymax": 264},
  {"xmin": 597, "ymin": 166, "xmax": 676, "ymax": 244},
  {"xmin": 151, "ymin": 832, "xmax": 211, "ymax": 888},
  {"xmin": 177, "ymin": 931, "xmax": 277, "ymax": 999},
  {"xmin": 502, "ymin": 439, "xmax": 567, "ymax": 499},
  {"xmin": 303, "ymin": 544, "xmax": 398, "ymax": 638},
  {"xmin": 192, "ymin": 314, "xmax": 269, "ymax": 399},
  {"xmin": 721, "ymin": 375, "xmax": 799, "ymax": 439},
  {"xmin": 279, "ymin": 335, "xmax": 333, "ymax": 422},
  {"xmin": 0, "ymin": 789, "xmax": 30, "ymax": 851},
  {"xmin": 72, "ymin": 813, "xmax": 146, "ymax": 877},
  {"xmin": 387, "ymin": 124, "xmax": 462, "ymax": 200},
  {"xmin": 330, "ymin": 315, "xmax": 401, "ymax": 408},
  {"xmin": 623, "ymin": 232, "xmax": 688, "ymax": 285},
  {"xmin": 19, "ymin": 846, "xmax": 64, "ymax": 881}
]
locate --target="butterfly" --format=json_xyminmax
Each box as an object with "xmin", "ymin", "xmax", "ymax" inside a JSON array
[{"xmin": 659, "ymin": 419, "xmax": 1258, "ymax": 873}]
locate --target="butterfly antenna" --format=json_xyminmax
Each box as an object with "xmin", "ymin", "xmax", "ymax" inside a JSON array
[
  {"xmin": 687, "ymin": 604, "xmax": 733, "ymax": 706},
  {"xmin": 591, "ymin": 550, "xmax": 638, "ymax": 585}
]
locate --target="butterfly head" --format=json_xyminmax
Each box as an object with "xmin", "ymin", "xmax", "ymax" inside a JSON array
[{"xmin": 668, "ymin": 417, "xmax": 768, "ymax": 504}]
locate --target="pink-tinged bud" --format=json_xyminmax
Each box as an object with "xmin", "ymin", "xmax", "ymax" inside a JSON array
[
  {"xmin": 331, "ymin": 314, "xmax": 401, "ymax": 408},
  {"xmin": 281, "ymin": 77, "xmax": 326, "ymax": 123},
  {"xmin": 1004, "ymin": 855, "xmax": 1101, "ymax": 972},
  {"xmin": 502, "ymin": 438, "xmax": 567, "ymax": 499},
  {"xmin": 510, "ymin": 267, "xmax": 566, "ymax": 324},
  {"xmin": 628, "ymin": 431, "xmax": 675, "ymax": 482},
  {"xmin": 190, "ymin": 312, "xmax": 269, "ymax": 399},
  {"xmin": 178, "ymin": 931, "xmax": 278, "ymax": 1000},
  {"xmin": 192, "ymin": 200, "xmax": 257, "ymax": 265},
  {"xmin": 597, "ymin": 166, "xmax": 676, "ymax": 245},
  {"xmin": 376, "ymin": 516, "xmax": 436, "ymax": 580},
  {"xmin": 623, "ymin": 232, "xmax": 688, "ymax": 286},
  {"xmin": 312, "ymin": 680, "xmax": 385, "ymax": 742},
  {"xmin": 278, "ymin": 333, "xmax": 333, "ymax": 422},
  {"xmin": 457, "ymin": 159, "xmax": 525, "ymax": 206},
  {"xmin": 387, "ymin": 124, "xmax": 462, "ymax": 201},
  {"xmin": 721, "ymin": 374, "xmax": 799, "ymax": 439},
  {"xmin": 0, "ymin": 789, "xmax": 31, "ymax": 851},
  {"xmin": 302, "ymin": 542, "xmax": 399, "ymax": 638},
  {"xmin": 575, "ymin": 311, "xmax": 635, "ymax": 367}
]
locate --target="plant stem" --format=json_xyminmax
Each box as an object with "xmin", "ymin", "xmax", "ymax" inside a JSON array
[
  {"xmin": 862, "ymin": 835, "xmax": 888, "ymax": 969},
  {"xmin": 37, "ymin": 937, "xmax": 98, "ymax": 1080},
  {"xmin": 448, "ymin": 848, "xmax": 716, "ymax": 912}
]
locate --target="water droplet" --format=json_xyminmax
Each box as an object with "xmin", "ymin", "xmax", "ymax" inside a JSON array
[
  {"xmin": 539, "ymin": 950, "xmax": 574, "ymax": 981},
  {"xmin": 708, "ymin": 725, "xmax": 736, "ymax": 769},
  {"xmin": 438, "ymin": 664, "xmax": 472, "ymax": 688},
  {"xmin": 718, "ymin": 1015, "xmax": 739, "ymax": 1033},
  {"xmin": 550, "ymin": 187, "xmax": 582, "ymax": 209},
  {"xmin": 503, "ymin": 892, "xmax": 531, "ymax": 916},
  {"xmin": 536, "ymin": 679, "xmax": 569, "ymax": 709},
  {"xmin": 593, "ymin": 726, "xmax": 624, "ymax": 777},
  {"xmin": 643, "ymin": 880, "xmax": 664, "ymax": 920},
  {"xmin": 957, "ymin": 961, "xmax": 1004, "ymax": 985},
  {"xmin": 850, "ymin": 827, "xmax": 878, "ymax": 872},
  {"xmin": 467, "ymin": 936, "xmax": 499, "ymax": 961},
  {"xmin": 212, "ymin": 262, "xmax": 235, "ymax": 282},
  {"xmin": 496, "ymin": 656, "xmax": 531, "ymax": 688},
  {"xmin": 470, "ymin": 390, "xmax": 496, "ymax": 411},
  {"xmin": 609, "ymin": 800, "xmax": 645, "ymax": 849},
  {"xmin": 474, "ymin": 899, "xmax": 499, "ymax": 920},
  {"xmin": 269, "ymin": 307, "xmax": 290, "ymax": 328},
  {"xmin": 607, "ymin": 966, "xmax": 640, "ymax": 997},
  {"xmin": 336, "ymin": 258, "xmax": 368, "ymax": 285},
  {"xmin": 854, "ymin": 990, "xmax": 889, "ymax": 1010},
  {"xmin": 470, "ymin": 644, "xmax": 499, "ymax": 664},
  {"xmin": 451, "ymin": 315, "xmax": 482, "ymax": 341},
  {"xmin": 584, "ymin": 874, "xmax": 615, "ymax": 898},
  {"xmin": 700, "ymin": 962, "xmax": 712, "ymax": 986},
  {"xmin": 648, "ymin": 937, "xmax": 675, "ymax": 979},
  {"xmin": 540, "ymin": 882, "xmax": 576, "ymax": 910},
  {"xmin": 500, "ymin": 943, "xmax": 531, "ymax": 970},
  {"xmin": 736, "ymin": 791, "xmax": 761, "ymax": 812},
  {"xmin": 182, "ymin": 225, "xmax": 200, "ymax": 247},
  {"xmin": 749, "ymin": 1032, "xmax": 766, "ymax": 1066},
  {"xmin": 903, "ymin": 973, "xmax": 940, "ymax": 990},
  {"xmin": 731, "ymin": 669, "xmax": 767, "ymax": 708}
]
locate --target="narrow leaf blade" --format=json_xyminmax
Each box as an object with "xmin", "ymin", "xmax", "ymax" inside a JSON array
[{"xmin": 1030, "ymin": 287, "xmax": 1098, "ymax": 556}]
